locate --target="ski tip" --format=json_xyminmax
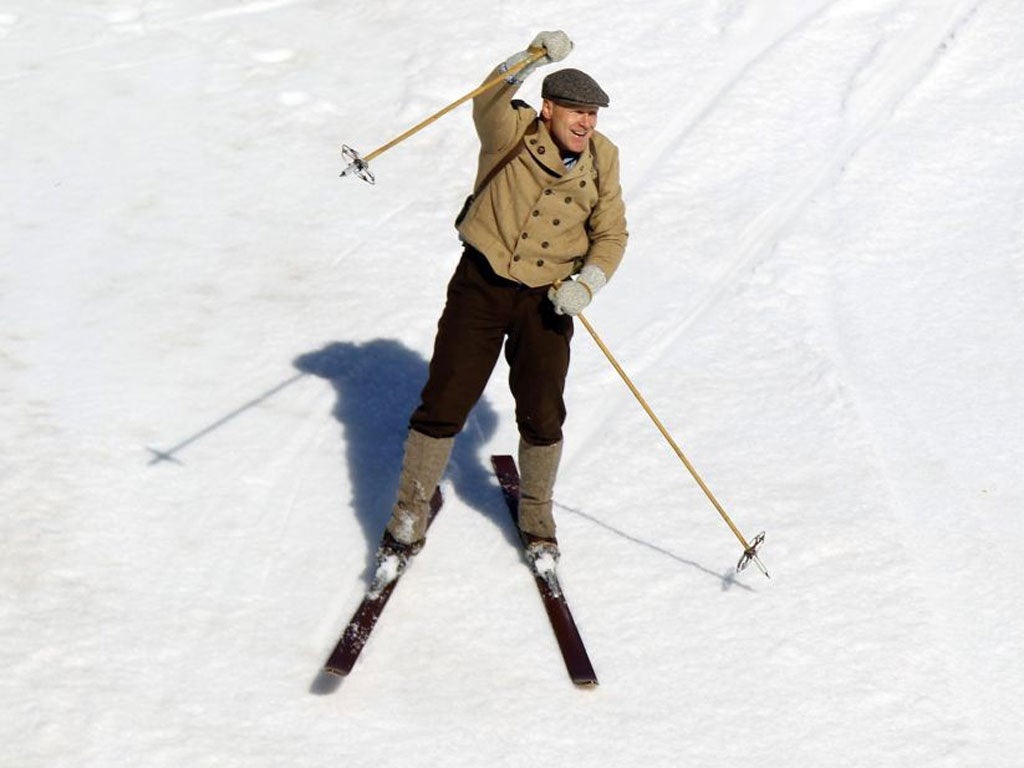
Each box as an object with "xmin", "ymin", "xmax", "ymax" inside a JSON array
[{"xmin": 575, "ymin": 679, "xmax": 600, "ymax": 689}]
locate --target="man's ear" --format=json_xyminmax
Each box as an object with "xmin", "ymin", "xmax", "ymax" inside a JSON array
[{"xmin": 540, "ymin": 99, "xmax": 553, "ymax": 121}]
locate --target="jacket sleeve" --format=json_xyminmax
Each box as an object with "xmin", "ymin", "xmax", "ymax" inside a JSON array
[
  {"xmin": 471, "ymin": 65, "xmax": 534, "ymax": 189},
  {"xmin": 585, "ymin": 140, "xmax": 629, "ymax": 280}
]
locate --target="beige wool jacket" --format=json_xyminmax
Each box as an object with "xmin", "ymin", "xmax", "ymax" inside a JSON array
[{"xmin": 456, "ymin": 67, "xmax": 628, "ymax": 288}]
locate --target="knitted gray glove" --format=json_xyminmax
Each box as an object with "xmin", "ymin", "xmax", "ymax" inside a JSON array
[
  {"xmin": 501, "ymin": 30, "xmax": 573, "ymax": 85},
  {"xmin": 548, "ymin": 265, "xmax": 607, "ymax": 316}
]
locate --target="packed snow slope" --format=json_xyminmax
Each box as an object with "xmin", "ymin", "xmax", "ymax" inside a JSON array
[{"xmin": 3, "ymin": 1, "xmax": 1023, "ymax": 766}]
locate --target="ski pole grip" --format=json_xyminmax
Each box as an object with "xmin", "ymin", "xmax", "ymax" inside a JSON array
[{"xmin": 505, "ymin": 47, "xmax": 547, "ymax": 78}]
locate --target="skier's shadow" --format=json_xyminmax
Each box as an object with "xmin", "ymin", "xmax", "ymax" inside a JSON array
[
  {"xmin": 297, "ymin": 339, "xmax": 522, "ymax": 695},
  {"xmin": 293, "ymin": 340, "xmax": 514, "ymax": 580}
]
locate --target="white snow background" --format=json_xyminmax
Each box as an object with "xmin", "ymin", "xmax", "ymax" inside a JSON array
[{"xmin": 3, "ymin": 1, "xmax": 1023, "ymax": 766}]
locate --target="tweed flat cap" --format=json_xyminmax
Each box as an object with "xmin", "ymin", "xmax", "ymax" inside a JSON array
[{"xmin": 541, "ymin": 68, "xmax": 610, "ymax": 108}]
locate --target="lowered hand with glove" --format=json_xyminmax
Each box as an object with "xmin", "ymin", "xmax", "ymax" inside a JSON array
[{"xmin": 548, "ymin": 264, "xmax": 607, "ymax": 316}]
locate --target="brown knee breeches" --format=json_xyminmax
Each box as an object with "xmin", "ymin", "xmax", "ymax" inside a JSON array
[{"xmin": 410, "ymin": 246, "xmax": 573, "ymax": 446}]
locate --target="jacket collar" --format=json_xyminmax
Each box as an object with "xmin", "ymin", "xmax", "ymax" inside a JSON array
[{"xmin": 525, "ymin": 118, "xmax": 593, "ymax": 180}]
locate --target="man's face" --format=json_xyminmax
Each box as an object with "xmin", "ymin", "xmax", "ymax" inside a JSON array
[{"xmin": 541, "ymin": 100, "xmax": 599, "ymax": 155}]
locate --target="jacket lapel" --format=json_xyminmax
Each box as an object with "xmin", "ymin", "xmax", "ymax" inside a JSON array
[{"xmin": 524, "ymin": 119, "xmax": 593, "ymax": 182}]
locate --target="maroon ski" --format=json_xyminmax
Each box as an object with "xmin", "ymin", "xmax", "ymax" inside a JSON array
[
  {"xmin": 490, "ymin": 455, "xmax": 598, "ymax": 687},
  {"xmin": 323, "ymin": 487, "xmax": 443, "ymax": 677}
]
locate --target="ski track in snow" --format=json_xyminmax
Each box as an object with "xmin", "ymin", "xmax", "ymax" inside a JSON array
[
  {"xmin": 191, "ymin": 0, "xmax": 318, "ymax": 23},
  {"xmin": 628, "ymin": 0, "xmax": 983, "ymax": 372},
  {"xmin": 626, "ymin": 0, "xmax": 844, "ymax": 197}
]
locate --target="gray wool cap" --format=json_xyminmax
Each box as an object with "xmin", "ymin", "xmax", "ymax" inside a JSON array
[{"xmin": 541, "ymin": 68, "xmax": 610, "ymax": 108}]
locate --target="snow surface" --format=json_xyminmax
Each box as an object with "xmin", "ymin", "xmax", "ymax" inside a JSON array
[{"xmin": 3, "ymin": 1, "xmax": 1023, "ymax": 766}]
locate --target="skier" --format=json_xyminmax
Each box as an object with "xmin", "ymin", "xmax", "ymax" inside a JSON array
[{"xmin": 378, "ymin": 29, "xmax": 628, "ymax": 578}]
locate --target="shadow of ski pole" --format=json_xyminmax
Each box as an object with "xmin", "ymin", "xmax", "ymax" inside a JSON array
[
  {"xmin": 146, "ymin": 372, "xmax": 309, "ymax": 466},
  {"xmin": 556, "ymin": 502, "xmax": 756, "ymax": 593}
]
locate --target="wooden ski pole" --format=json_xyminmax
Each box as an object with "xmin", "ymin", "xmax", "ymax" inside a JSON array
[
  {"xmin": 340, "ymin": 47, "xmax": 548, "ymax": 183},
  {"xmin": 576, "ymin": 311, "xmax": 770, "ymax": 578}
]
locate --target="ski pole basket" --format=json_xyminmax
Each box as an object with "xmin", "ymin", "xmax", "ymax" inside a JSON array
[{"xmin": 340, "ymin": 145, "xmax": 374, "ymax": 184}]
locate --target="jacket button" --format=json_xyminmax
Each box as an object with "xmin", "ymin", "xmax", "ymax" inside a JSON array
[
  {"xmin": 564, "ymin": 196, "xmax": 572, "ymax": 204},
  {"xmin": 579, "ymin": 180, "xmax": 586, "ymax": 187},
  {"xmin": 544, "ymin": 189, "xmax": 553, "ymax": 195},
  {"xmin": 537, "ymin": 146, "xmax": 546, "ymax": 154},
  {"xmin": 541, "ymin": 241, "xmax": 550, "ymax": 249},
  {"xmin": 521, "ymin": 232, "xmax": 528, "ymax": 240},
  {"xmin": 530, "ymin": 139, "xmax": 538, "ymax": 145},
  {"xmin": 536, "ymin": 259, "xmax": 545, "ymax": 267},
  {"xmin": 552, "ymin": 218, "xmax": 560, "ymax": 226},
  {"xmin": 532, "ymin": 210, "xmax": 540, "ymax": 217},
  {"xmin": 513, "ymin": 254, "xmax": 521, "ymax": 262}
]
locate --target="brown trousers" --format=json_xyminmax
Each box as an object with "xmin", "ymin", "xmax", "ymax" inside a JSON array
[{"xmin": 410, "ymin": 246, "xmax": 574, "ymax": 446}]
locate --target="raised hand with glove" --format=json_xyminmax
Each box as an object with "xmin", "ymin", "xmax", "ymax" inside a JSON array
[
  {"xmin": 501, "ymin": 30, "xmax": 574, "ymax": 84},
  {"xmin": 547, "ymin": 264, "xmax": 607, "ymax": 316}
]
